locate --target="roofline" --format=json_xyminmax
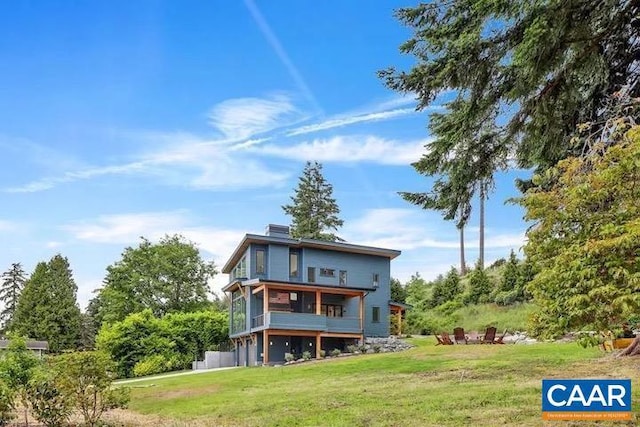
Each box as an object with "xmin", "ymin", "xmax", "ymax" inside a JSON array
[
  {"xmin": 222, "ymin": 234, "xmax": 401, "ymax": 273},
  {"xmin": 389, "ymin": 301, "xmax": 413, "ymax": 309},
  {"xmin": 223, "ymin": 278, "xmax": 377, "ymax": 293}
]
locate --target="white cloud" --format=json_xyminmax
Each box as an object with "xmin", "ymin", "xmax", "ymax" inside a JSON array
[
  {"xmin": 208, "ymin": 94, "xmax": 301, "ymax": 140},
  {"xmin": 285, "ymin": 108, "xmax": 417, "ymax": 136},
  {"xmin": 249, "ymin": 135, "xmax": 428, "ymax": 165}
]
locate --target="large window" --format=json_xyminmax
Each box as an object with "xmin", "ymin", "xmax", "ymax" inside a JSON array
[
  {"xmin": 289, "ymin": 251, "xmax": 299, "ymax": 277},
  {"xmin": 308, "ymin": 267, "xmax": 316, "ymax": 283},
  {"xmin": 372, "ymin": 306, "xmax": 380, "ymax": 323},
  {"xmin": 232, "ymin": 256, "xmax": 247, "ymax": 280},
  {"xmin": 231, "ymin": 290, "xmax": 246, "ymax": 334},
  {"xmin": 256, "ymin": 249, "xmax": 265, "ymax": 274}
]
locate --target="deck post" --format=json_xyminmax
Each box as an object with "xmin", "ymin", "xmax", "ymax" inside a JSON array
[
  {"xmin": 359, "ymin": 293, "xmax": 364, "ymax": 331},
  {"xmin": 263, "ymin": 330, "xmax": 269, "ymax": 365},
  {"xmin": 315, "ymin": 290, "xmax": 321, "ymax": 315},
  {"xmin": 316, "ymin": 333, "xmax": 321, "ymax": 359},
  {"xmin": 396, "ymin": 309, "xmax": 402, "ymax": 335}
]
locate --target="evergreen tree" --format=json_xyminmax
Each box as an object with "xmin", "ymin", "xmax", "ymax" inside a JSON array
[
  {"xmin": 384, "ymin": 0, "xmax": 640, "ymax": 225},
  {"xmin": 0, "ymin": 263, "xmax": 26, "ymax": 333},
  {"xmin": 499, "ymin": 251, "xmax": 520, "ymax": 293},
  {"xmin": 12, "ymin": 255, "xmax": 82, "ymax": 352},
  {"xmin": 282, "ymin": 161, "xmax": 344, "ymax": 241},
  {"xmin": 390, "ymin": 278, "xmax": 407, "ymax": 304},
  {"xmin": 464, "ymin": 261, "xmax": 494, "ymax": 305},
  {"xmin": 431, "ymin": 267, "xmax": 462, "ymax": 307}
]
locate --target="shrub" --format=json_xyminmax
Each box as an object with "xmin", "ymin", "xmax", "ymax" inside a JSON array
[
  {"xmin": 372, "ymin": 344, "xmax": 382, "ymax": 353},
  {"xmin": 319, "ymin": 350, "xmax": 326, "ymax": 358},
  {"xmin": 330, "ymin": 349, "xmax": 341, "ymax": 357},
  {"xmin": 302, "ymin": 351, "xmax": 311, "ymax": 361},
  {"xmin": 358, "ymin": 345, "xmax": 368, "ymax": 354},
  {"xmin": 0, "ymin": 381, "xmax": 15, "ymax": 427},
  {"xmin": 133, "ymin": 355, "xmax": 168, "ymax": 377},
  {"xmin": 284, "ymin": 353, "xmax": 295, "ymax": 362},
  {"xmin": 346, "ymin": 345, "xmax": 358, "ymax": 354},
  {"xmin": 52, "ymin": 351, "xmax": 130, "ymax": 427},
  {"xmin": 27, "ymin": 374, "xmax": 73, "ymax": 427}
]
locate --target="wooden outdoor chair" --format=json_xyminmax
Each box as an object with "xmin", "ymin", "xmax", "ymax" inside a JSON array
[
  {"xmin": 453, "ymin": 327, "xmax": 468, "ymax": 344},
  {"xmin": 494, "ymin": 329, "xmax": 508, "ymax": 344},
  {"xmin": 440, "ymin": 332, "xmax": 454, "ymax": 345},
  {"xmin": 435, "ymin": 334, "xmax": 445, "ymax": 345},
  {"xmin": 481, "ymin": 327, "xmax": 497, "ymax": 344}
]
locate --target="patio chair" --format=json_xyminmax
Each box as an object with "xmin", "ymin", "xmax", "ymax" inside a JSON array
[
  {"xmin": 435, "ymin": 334, "xmax": 445, "ymax": 345},
  {"xmin": 453, "ymin": 327, "xmax": 467, "ymax": 344},
  {"xmin": 481, "ymin": 327, "xmax": 497, "ymax": 344},
  {"xmin": 440, "ymin": 332, "xmax": 454, "ymax": 345},
  {"xmin": 494, "ymin": 329, "xmax": 508, "ymax": 344}
]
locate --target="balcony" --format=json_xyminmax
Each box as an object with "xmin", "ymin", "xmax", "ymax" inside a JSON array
[{"xmin": 251, "ymin": 312, "xmax": 361, "ymax": 334}]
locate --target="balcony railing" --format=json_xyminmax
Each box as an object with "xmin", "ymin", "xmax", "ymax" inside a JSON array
[{"xmin": 250, "ymin": 312, "xmax": 362, "ymax": 334}]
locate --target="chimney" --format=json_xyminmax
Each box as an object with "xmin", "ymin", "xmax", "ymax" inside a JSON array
[{"xmin": 265, "ymin": 224, "xmax": 290, "ymax": 238}]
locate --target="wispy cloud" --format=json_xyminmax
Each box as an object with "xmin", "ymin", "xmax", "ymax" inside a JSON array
[
  {"xmin": 249, "ymin": 135, "xmax": 428, "ymax": 165},
  {"xmin": 0, "ymin": 220, "xmax": 18, "ymax": 232},
  {"xmin": 285, "ymin": 108, "xmax": 417, "ymax": 137},
  {"xmin": 208, "ymin": 93, "xmax": 302, "ymax": 140},
  {"xmin": 344, "ymin": 208, "xmax": 526, "ymax": 251}
]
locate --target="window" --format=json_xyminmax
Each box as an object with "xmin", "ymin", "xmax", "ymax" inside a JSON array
[
  {"xmin": 308, "ymin": 267, "xmax": 316, "ymax": 283},
  {"xmin": 372, "ymin": 273, "xmax": 379, "ymax": 288},
  {"xmin": 372, "ymin": 306, "xmax": 380, "ymax": 323},
  {"xmin": 256, "ymin": 249, "xmax": 265, "ymax": 274},
  {"xmin": 289, "ymin": 251, "xmax": 299, "ymax": 277},
  {"xmin": 319, "ymin": 268, "xmax": 335, "ymax": 277},
  {"xmin": 339, "ymin": 270, "xmax": 347, "ymax": 286},
  {"xmin": 312, "ymin": 303, "xmax": 344, "ymax": 317},
  {"xmin": 232, "ymin": 256, "xmax": 247, "ymax": 279}
]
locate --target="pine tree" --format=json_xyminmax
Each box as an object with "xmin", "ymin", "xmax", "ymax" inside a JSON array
[
  {"xmin": 12, "ymin": 255, "xmax": 82, "ymax": 352},
  {"xmin": 0, "ymin": 263, "xmax": 26, "ymax": 333},
  {"xmin": 431, "ymin": 267, "xmax": 462, "ymax": 307},
  {"xmin": 464, "ymin": 261, "xmax": 494, "ymax": 305},
  {"xmin": 282, "ymin": 161, "xmax": 344, "ymax": 241},
  {"xmin": 499, "ymin": 251, "xmax": 520, "ymax": 293}
]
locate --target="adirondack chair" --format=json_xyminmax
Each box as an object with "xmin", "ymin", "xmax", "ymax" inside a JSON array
[
  {"xmin": 435, "ymin": 334, "xmax": 445, "ymax": 345},
  {"xmin": 440, "ymin": 332, "xmax": 454, "ymax": 345},
  {"xmin": 481, "ymin": 327, "xmax": 497, "ymax": 344},
  {"xmin": 453, "ymin": 327, "xmax": 467, "ymax": 344},
  {"xmin": 494, "ymin": 329, "xmax": 508, "ymax": 344}
]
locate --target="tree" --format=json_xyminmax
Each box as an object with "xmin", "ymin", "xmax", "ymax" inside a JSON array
[
  {"xmin": 431, "ymin": 267, "xmax": 462, "ymax": 307},
  {"xmin": 93, "ymin": 235, "xmax": 217, "ymax": 325},
  {"xmin": 282, "ymin": 161, "xmax": 344, "ymax": 241},
  {"xmin": 383, "ymin": 0, "xmax": 640, "ymax": 224},
  {"xmin": 464, "ymin": 261, "xmax": 494, "ymax": 305},
  {"xmin": 390, "ymin": 278, "xmax": 407, "ymax": 304},
  {"xmin": 0, "ymin": 263, "xmax": 26, "ymax": 333},
  {"xmin": 0, "ymin": 336, "xmax": 40, "ymax": 426},
  {"xmin": 11, "ymin": 255, "xmax": 82, "ymax": 352},
  {"xmin": 521, "ymin": 124, "xmax": 640, "ymax": 340}
]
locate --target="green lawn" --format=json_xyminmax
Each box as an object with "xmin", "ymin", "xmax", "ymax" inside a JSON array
[{"xmin": 114, "ymin": 338, "xmax": 638, "ymax": 427}]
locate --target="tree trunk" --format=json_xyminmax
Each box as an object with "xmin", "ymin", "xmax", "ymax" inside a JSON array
[
  {"xmin": 618, "ymin": 335, "xmax": 640, "ymax": 356},
  {"xmin": 459, "ymin": 226, "xmax": 466, "ymax": 275},
  {"xmin": 479, "ymin": 185, "xmax": 485, "ymax": 270}
]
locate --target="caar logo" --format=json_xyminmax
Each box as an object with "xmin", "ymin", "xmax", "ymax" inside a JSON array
[{"xmin": 542, "ymin": 379, "xmax": 631, "ymax": 420}]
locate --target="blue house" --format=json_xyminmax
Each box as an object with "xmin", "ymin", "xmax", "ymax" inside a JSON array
[{"xmin": 222, "ymin": 224, "xmax": 402, "ymax": 365}]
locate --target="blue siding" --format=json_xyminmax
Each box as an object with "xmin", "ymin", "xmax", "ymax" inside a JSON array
[
  {"xmin": 302, "ymin": 248, "xmax": 387, "ymax": 288},
  {"xmin": 268, "ymin": 244, "xmax": 289, "ymax": 281}
]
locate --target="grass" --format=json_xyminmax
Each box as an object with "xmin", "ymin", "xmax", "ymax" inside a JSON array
[
  {"xmin": 453, "ymin": 303, "xmax": 535, "ymax": 332},
  {"xmin": 111, "ymin": 338, "xmax": 640, "ymax": 427}
]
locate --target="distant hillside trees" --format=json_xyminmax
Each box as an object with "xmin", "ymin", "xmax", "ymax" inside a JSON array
[
  {"xmin": 283, "ymin": 161, "xmax": 344, "ymax": 241},
  {"xmin": 90, "ymin": 234, "xmax": 217, "ymax": 326},
  {"xmin": 0, "ymin": 263, "xmax": 26, "ymax": 333},
  {"xmin": 12, "ymin": 255, "xmax": 82, "ymax": 352}
]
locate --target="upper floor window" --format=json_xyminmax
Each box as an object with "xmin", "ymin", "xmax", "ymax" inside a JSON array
[
  {"xmin": 372, "ymin": 273, "xmax": 379, "ymax": 288},
  {"xmin": 372, "ymin": 306, "xmax": 380, "ymax": 323},
  {"xmin": 289, "ymin": 250, "xmax": 299, "ymax": 277},
  {"xmin": 308, "ymin": 267, "xmax": 316, "ymax": 283},
  {"xmin": 232, "ymin": 256, "xmax": 247, "ymax": 279},
  {"xmin": 256, "ymin": 249, "xmax": 265, "ymax": 274},
  {"xmin": 320, "ymin": 268, "xmax": 335, "ymax": 277},
  {"xmin": 339, "ymin": 270, "xmax": 347, "ymax": 286}
]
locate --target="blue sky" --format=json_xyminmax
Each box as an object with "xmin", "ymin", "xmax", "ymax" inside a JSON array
[{"xmin": 0, "ymin": 1, "xmax": 530, "ymax": 309}]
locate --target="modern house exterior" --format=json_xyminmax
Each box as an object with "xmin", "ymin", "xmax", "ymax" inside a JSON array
[{"xmin": 222, "ymin": 224, "xmax": 403, "ymax": 365}]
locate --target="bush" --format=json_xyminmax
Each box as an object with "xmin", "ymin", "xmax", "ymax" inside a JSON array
[
  {"xmin": 346, "ymin": 345, "xmax": 358, "ymax": 354},
  {"xmin": 319, "ymin": 350, "xmax": 326, "ymax": 358},
  {"xmin": 436, "ymin": 300, "xmax": 464, "ymax": 316},
  {"xmin": 372, "ymin": 344, "xmax": 382, "ymax": 353},
  {"xmin": 27, "ymin": 374, "xmax": 73, "ymax": 427},
  {"xmin": 284, "ymin": 353, "xmax": 295, "ymax": 363},
  {"xmin": 358, "ymin": 345, "xmax": 368, "ymax": 354},
  {"xmin": 52, "ymin": 351, "xmax": 130, "ymax": 427},
  {"xmin": 302, "ymin": 351, "xmax": 311, "ymax": 361},
  {"xmin": 0, "ymin": 381, "xmax": 15, "ymax": 427},
  {"xmin": 133, "ymin": 355, "xmax": 169, "ymax": 377},
  {"xmin": 330, "ymin": 349, "xmax": 341, "ymax": 357}
]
